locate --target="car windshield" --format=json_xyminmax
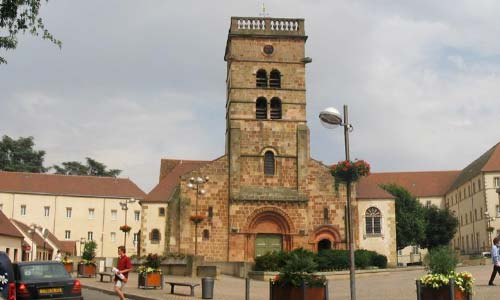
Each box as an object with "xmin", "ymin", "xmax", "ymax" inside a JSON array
[{"xmin": 19, "ymin": 264, "xmax": 69, "ymax": 281}]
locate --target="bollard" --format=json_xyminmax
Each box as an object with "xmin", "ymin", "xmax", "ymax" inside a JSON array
[
  {"xmin": 449, "ymin": 278, "xmax": 455, "ymax": 300},
  {"xmin": 416, "ymin": 280, "xmax": 422, "ymax": 300},
  {"xmin": 245, "ymin": 277, "xmax": 250, "ymax": 300},
  {"xmin": 325, "ymin": 281, "xmax": 329, "ymax": 300}
]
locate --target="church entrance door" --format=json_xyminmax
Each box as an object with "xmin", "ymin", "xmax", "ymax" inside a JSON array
[
  {"xmin": 317, "ymin": 239, "xmax": 332, "ymax": 251},
  {"xmin": 255, "ymin": 234, "xmax": 282, "ymax": 257}
]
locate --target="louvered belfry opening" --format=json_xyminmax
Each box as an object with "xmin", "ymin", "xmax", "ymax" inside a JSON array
[
  {"xmin": 269, "ymin": 69, "xmax": 281, "ymax": 88},
  {"xmin": 264, "ymin": 151, "xmax": 275, "ymax": 175},
  {"xmin": 256, "ymin": 97, "xmax": 267, "ymax": 119},
  {"xmin": 270, "ymin": 98, "xmax": 282, "ymax": 119},
  {"xmin": 256, "ymin": 69, "xmax": 268, "ymax": 88}
]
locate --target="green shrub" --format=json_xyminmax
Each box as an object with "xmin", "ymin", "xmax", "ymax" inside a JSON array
[
  {"xmin": 316, "ymin": 250, "xmax": 349, "ymax": 271},
  {"xmin": 372, "ymin": 254, "xmax": 388, "ymax": 268},
  {"xmin": 354, "ymin": 249, "xmax": 373, "ymax": 269},
  {"xmin": 254, "ymin": 251, "xmax": 287, "ymax": 271},
  {"xmin": 424, "ymin": 246, "xmax": 457, "ymax": 275}
]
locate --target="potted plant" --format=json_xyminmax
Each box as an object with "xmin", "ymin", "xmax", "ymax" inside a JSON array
[
  {"xmin": 62, "ymin": 256, "xmax": 74, "ymax": 273},
  {"xmin": 120, "ymin": 225, "xmax": 132, "ymax": 233},
  {"xmin": 270, "ymin": 249, "xmax": 328, "ymax": 300},
  {"xmin": 330, "ymin": 159, "xmax": 370, "ymax": 190},
  {"xmin": 77, "ymin": 241, "xmax": 97, "ymax": 277},
  {"xmin": 138, "ymin": 253, "xmax": 163, "ymax": 289},
  {"xmin": 417, "ymin": 246, "xmax": 474, "ymax": 300}
]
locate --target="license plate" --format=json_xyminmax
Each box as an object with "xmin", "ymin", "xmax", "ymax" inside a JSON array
[{"xmin": 39, "ymin": 287, "xmax": 63, "ymax": 294}]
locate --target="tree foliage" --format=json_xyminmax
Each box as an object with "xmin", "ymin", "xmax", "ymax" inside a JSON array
[
  {"xmin": 53, "ymin": 157, "xmax": 121, "ymax": 177},
  {"xmin": 380, "ymin": 183, "xmax": 426, "ymax": 250},
  {"xmin": 0, "ymin": 135, "xmax": 47, "ymax": 172},
  {"xmin": 381, "ymin": 183, "xmax": 459, "ymax": 251},
  {"xmin": 0, "ymin": 0, "xmax": 61, "ymax": 64}
]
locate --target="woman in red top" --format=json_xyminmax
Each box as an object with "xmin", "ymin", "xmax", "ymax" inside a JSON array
[{"xmin": 114, "ymin": 246, "xmax": 132, "ymax": 300}]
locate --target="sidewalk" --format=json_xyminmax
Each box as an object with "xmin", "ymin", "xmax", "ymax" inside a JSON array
[{"xmin": 78, "ymin": 265, "xmax": 500, "ymax": 300}]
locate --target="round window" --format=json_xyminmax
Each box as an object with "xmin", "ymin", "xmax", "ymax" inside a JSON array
[{"xmin": 263, "ymin": 45, "xmax": 274, "ymax": 55}]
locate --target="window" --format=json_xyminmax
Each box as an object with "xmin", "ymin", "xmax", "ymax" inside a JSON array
[
  {"xmin": 110, "ymin": 232, "xmax": 116, "ymax": 242},
  {"xmin": 264, "ymin": 151, "xmax": 275, "ymax": 175},
  {"xmin": 269, "ymin": 69, "xmax": 281, "ymax": 88},
  {"xmin": 478, "ymin": 179, "xmax": 481, "ymax": 190},
  {"xmin": 159, "ymin": 207, "xmax": 165, "ymax": 216},
  {"xmin": 208, "ymin": 207, "xmax": 213, "ymax": 221},
  {"xmin": 150, "ymin": 229, "xmax": 161, "ymax": 244},
  {"xmin": 134, "ymin": 211, "xmax": 140, "ymax": 221},
  {"xmin": 323, "ymin": 208, "xmax": 329, "ymax": 224},
  {"xmin": 202, "ymin": 229, "xmax": 210, "ymax": 241},
  {"xmin": 365, "ymin": 207, "xmax": 381, "ymax": 235},
  {"xmin": 256, "ymin": 97, "xmax": 267, "ymax": 119},
  {"xmin": 21, "ymin": 205, "xmax": 26, "ymax": 216},
  {"xmin": 133, "ymin": 233, "xmax": 139, "ymax": 246},
  {"xmin": 44, "ymin": 206, "xmax": 50, "ymax": 217},
  {"xmin": 88, "ymin": 231, "xmax": 93, "ymax": 241},
  {"xmin": 412, "ymin": 246, "xmax": 420, "ymax": 254},
  {"xmin": 495, "ymin": 177, "xmax": 500, "ymax": 188},
  {"xmin": 65, "ymin": 230, "xmax": 71, "ymax": 240},
  {"xmin": 111, "ymin": 210, "xmax": 117, "ymax": 220},
  {"xmin": 256, "ymin": 69, "xmax": 268, "ymax": 88},
  {"xmin": 66, "ymin": 207, "xmax": 72, "ymax": 218},
  {"xmin": 426, "ymin": 200, "xmax": 431, "ymax": 207},
  {"xmin": 270, "ymin": 98, "xmax": 282, "ymax": 119},
  {"xmin": 88, "ymin": 208, "xmax": 95, "ymax": 219}
]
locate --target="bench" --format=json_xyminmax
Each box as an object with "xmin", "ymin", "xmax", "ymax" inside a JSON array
[
  {"xmin": 98, "ymin": 272, "xmax": 114, "ymax": 282},
  {"xmin": 165, "ymin": 281, "xmax": 200, "ymax": 296}
]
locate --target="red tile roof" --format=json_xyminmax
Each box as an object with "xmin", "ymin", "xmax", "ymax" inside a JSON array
[
  {"xmin": 0, "ymin": 210, "xmax": 23, "ymax": 238},
  {"xmin": 356, "ymin": 171, "xmax": 460, "ymax": 199},
  {"xmin": 11, "ymin": 219, "xmax": 54, "ymax": 250},
  {"xmin": 144, "ymin": 159, "xmax": 209, "ymax": 203},
  {"xmin": 0, "ymin": 171, "xmax": 146, "ymax": 199}
]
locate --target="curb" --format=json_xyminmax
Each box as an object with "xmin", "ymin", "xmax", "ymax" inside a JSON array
[{"xmin": 83, "ymin": 285, "xmax": 158, "ymax": 300}]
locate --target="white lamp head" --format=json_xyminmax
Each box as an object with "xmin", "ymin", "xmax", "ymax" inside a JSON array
[{"xmin": 319, "ymin": 107, "xmax": 343, "ymax": 129}]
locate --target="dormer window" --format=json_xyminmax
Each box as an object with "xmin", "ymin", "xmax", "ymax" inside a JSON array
[
  {"xmin": 256, "ymin": 97, "xmax": 267, "ymax": 119},
  {"xmin": 270, "ymin": 98, "xmax": 282, "ymax": 119},
  {"xmin": 256, "ymin": 69, "xmax": 268, "ymax": 88},
  {"xmin": 264, "ymin": 151, "xmax": 275, "ymax": 175},
  {"xmin": 269, "ymin": 70, "xmax": 281, "ymax": 88}
]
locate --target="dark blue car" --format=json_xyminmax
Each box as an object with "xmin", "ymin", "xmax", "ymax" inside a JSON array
[{"xmin": 0, "ymin": 251, "xmax": 15, "ymax": 300}]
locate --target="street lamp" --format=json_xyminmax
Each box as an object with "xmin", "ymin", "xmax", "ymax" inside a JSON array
[
  {"xmin": 119, "ymin": 198, "xmax": 136, "ymax": 249},
  {"xmin": 187, "ymin": 176, "xmax": 209, "ymax": 256},
  {"xmin": 27, "ymin": 223, "xmax": 41, "ymax": 261},
  {"xmin": 79, "ymin": 237, "xmax": 86, "ymax": 257},
  {"xmin": 319, "ymin": 105, "xmax": 356, "ymax": 300}
]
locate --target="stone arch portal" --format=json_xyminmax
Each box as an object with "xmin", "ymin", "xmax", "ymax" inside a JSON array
[{"xmin": 311, "ymin": 225, "xmax": 342, "ymax": 252}]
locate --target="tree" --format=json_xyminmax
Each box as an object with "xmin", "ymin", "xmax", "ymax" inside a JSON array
[
  {"xmin": 53, "ymin": 157, "xmax": 121, "ymax": 177},
  {"xmin": 380, "ymin": 183, "xmax": 426, "ymax": 250},
  {"xmin": 0, "ymin": 0, "xmax": 61, "ymax": 64},
  {"xmin": 420, "ymin": 205, "xmax": 458, "ymax": 250},
  {"xmin": 0, "ymin": 135, "xmax": 47, "ymax": 172}
]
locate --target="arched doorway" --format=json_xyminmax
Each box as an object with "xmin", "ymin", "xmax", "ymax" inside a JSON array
[{"xmin": 317, "ymin": 239, "xmax": 332, "ymax": 251}]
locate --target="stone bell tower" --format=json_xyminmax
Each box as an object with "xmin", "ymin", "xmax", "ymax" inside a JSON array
[{"xmin": 224, "ymin": 17, "xmax": 310, "ymax": 203}]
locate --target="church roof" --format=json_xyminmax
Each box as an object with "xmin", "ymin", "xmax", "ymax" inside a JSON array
[
  {"xmin": 356, "ymin": 171, "xmax": 460, "ymax": 199},
  {"xmin": 0, "ymin": 171, "xmax": 145, "ymax": 199},
  {"xmin": 144, "ymin": 159, "xmax": 209, "ymax": 203},
  {"xmin": 0, "ymin": 210, "xmax": 23, "ymax": 238},
  {"xmin": 448, "ymin": 142, "xmax": 500, "ymax": 192}
]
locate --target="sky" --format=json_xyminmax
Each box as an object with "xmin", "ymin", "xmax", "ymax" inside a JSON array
[{"xmin": 1, "ymin": 0, "xmax": 500, "ymax": 193}]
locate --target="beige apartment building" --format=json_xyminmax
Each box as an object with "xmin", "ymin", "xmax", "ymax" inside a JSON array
[{"xmin": 0, "ymin": 172, "xmax": 145, "ymax": 258}]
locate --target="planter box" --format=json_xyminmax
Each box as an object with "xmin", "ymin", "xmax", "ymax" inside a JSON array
[
  {"xmin": 77, "ymin": 264, "xmax": 96, "ymax": 277},
  {"xmin": 270, "ymin": 282, "xmax": 328, "ymax": 300},
  {"xmin": 416, "ymin": 280, "xmax": 471, "ymax": 300},
  {"xmin": 63, "ymin": 263, "xmax": 74, "ymax": 273},
  {"xmin": 138, "ymin": 272, "xmax": 163, "ymax": 289}
]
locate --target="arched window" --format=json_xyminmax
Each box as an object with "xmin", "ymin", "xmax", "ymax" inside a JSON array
[
  {"xmin": 202, "ymin": 229, "xmax": 210, "ymax": 241},
  {"xmin": 269, "ymin": 70, "xmax": 281, "ymax": 88},
  {"xmin": 264, "ymin": 151, "xmax": 275, "ymax": 175},
  {"xmin": 256, "ymin": 97, "xmax": 267, "ymax": 119},
  {"xmin": 256, "ymin": 69, "xmax": 268, "ymax": 88},
  {"xmin": 365, "ymin": 207, "xmax": 381, "ymax": 235},
  {"xmin": 270, "ymin": 98, "xmax": 282, "ymax": 119},
  {"xmin": 149, "ymin": 229, "xmax": 161, "ymax": 243}
]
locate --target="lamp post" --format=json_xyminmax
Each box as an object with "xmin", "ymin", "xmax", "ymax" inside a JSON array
[
  {"xmin": 79, "ymin": 237, "xmax": 86, "ymax": 257},
  {"xmin": 319, "ymin": 105, "xmax": 356, "ymax": 300},
  {"xmin": 119, "ymin": 198, "xmax": 136, "ymax": 249},
  {"xmin": 187, "ymin": 176, "xmax": 209, "ymax": 256}
]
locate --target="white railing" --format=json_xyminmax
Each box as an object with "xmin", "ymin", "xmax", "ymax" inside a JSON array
[
  {"xmin": 235, "ymin": 18, "xmax": 300, "ymax": 32},
  {"xmin": 270, "ymin": 20, "xmax": 299, "ymax": 31},
  {"xmin": 237, "ymin": 19, "xmax": 266, "ymax": 30}
]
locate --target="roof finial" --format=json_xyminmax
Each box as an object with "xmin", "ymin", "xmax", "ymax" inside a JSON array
[{"xmin": 259, "ymin": 3, "xmax": 269, "ymax": 17}]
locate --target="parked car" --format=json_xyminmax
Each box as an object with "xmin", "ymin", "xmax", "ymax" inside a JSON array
[
  {"xmin": 13, "ymin": 261, "xmax": 83, "ymax": 300},
  {"xmin": 0, "ymin": 251, "xmax": 15, "ymax": 300}
]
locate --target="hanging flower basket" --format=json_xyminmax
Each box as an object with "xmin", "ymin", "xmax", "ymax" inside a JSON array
[
  {"xmin": 330, "ymin": 159, "xmax": 370, "ymax": 190},
  {"xmin": 119, "ymin": 225, "xmax": 132, "ymax": 233},
  {"xmin": 190, "ymin": 215, "xmax": 205, "ymax": 224}
]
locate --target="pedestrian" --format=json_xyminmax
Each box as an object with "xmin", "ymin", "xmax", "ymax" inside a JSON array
[
  {"xmin": 114, "ymin": 246, "xmax": 132, "ymax": 300},
  {"xmin": 489, "ymin": 237, "xmax": 500, "ymax": 286},
  {"xmin": 53, "ymin": 250, "xmax": 62, "ymax": 262}
]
